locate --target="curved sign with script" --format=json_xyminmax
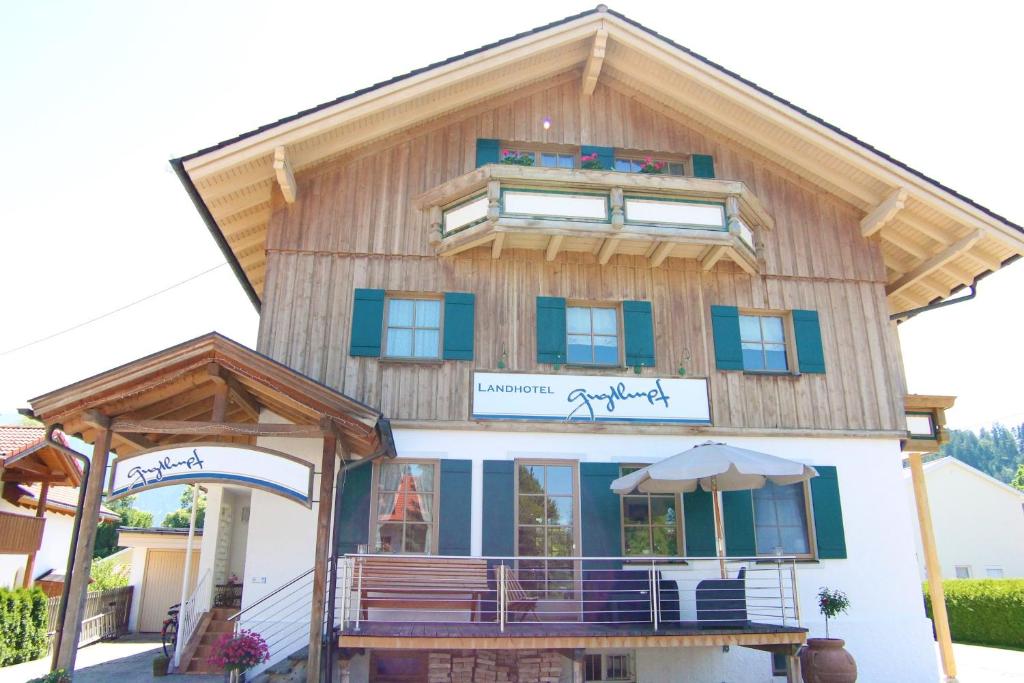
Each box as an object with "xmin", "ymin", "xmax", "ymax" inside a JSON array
[{"xmin": 107, "ymin": 443, "xmax": 315, "ymax": 507}]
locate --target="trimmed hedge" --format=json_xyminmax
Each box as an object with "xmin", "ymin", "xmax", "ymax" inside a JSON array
[
  {"xmin": 0, "ymin": 586, "xmax": 48, "ymax": 666},
  {"xmin": 924, "ymin": 579, "xmax": 1024, "ymax": 649}
]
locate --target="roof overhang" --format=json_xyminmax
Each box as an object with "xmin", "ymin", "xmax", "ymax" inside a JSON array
[
  {"xmin": 28, "ymin": 332, "xmax": 393, "ymax": 459},
  {"xmin": 173, "ymin": 7, "xmax": 1024, "ymax": 314},
  {"xmin": 0, "ymin": 431, "xmax": 82, "ymax": 487}
]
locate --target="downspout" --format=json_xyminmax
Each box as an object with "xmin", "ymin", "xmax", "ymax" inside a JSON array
[
  {"xmin": 43, "ymin": 424, "xmax": 90, "ymax": 671},
  {"xmin": 890, "ymin": 280, "xmax": 978, "ymax": 322}
]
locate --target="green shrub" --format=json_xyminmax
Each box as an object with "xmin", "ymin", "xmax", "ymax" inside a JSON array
[
  {"xmin": 0, "ymin": 586, "xmax": 49, "ymax": 666},
  {"xmin": 924, "ymin": 579, "xmax": 1024, "ymax": 649}
]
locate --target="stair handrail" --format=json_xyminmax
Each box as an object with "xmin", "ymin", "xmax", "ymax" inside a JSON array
[
  {"xmin": 174, "ymin": 568, "xmax": 213, "ymax": 669},
  {"xmin": 226, "ymin": 566, "xmax": 315, "ymax": 623}
]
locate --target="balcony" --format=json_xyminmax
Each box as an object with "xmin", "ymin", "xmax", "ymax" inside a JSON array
[
  {"xmin": 414, "ymin": 165, "xmax": 774, "ymax": 271},
  {"xmin": 334, "ymin": 554, "xmax": 805, "ymax": 651},
  {"xmin": 0, "ymin": 511, "xmax": 45, "ymax": 554}
]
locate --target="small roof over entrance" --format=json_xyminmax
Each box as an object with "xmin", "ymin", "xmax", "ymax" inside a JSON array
[
  {"xmin": 27, "ymin": 332, "xmax": 394, "ymax": 459},
  {"xmin": 0, "ymin": 426, "xmax": 81, "ymax": 486}
]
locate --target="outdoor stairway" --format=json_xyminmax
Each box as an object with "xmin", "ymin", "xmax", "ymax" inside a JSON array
[{"xmin": 180, "ymin": 607, "xmax": 235, "ymax": 674}]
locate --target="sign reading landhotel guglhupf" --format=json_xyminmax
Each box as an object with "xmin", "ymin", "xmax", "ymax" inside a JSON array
[
  {"xmin": 106, "ymin": 443, "xmax": 315, "ymax": 506},
  {"xmin": 471, "ymin": 372, "xmax": 711, "ymax": 424}
]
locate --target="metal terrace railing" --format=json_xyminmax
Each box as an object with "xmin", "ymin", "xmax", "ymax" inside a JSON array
[{"xmin": 333, "ymin": 554, "xmax": 801, "ymax": 633}]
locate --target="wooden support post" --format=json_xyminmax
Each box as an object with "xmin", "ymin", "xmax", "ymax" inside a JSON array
[
  {"xmin": 22, "ymin": 482, "xmax": 49, "ymax": 588},
  {"xmin": 55, "ymin": 426, "xmax": 113, "ymax": 672},
  {"xmin": 307, "ymin": 433, "xmax": 339, "ymax": 683},
  {"xmin": 786, "ymin": 652, "xmax": 802, "ymax": 683},
  {"xmin": 908, "ymin": 452, "xmax": 958, "ymax": 682},
  {"xmin": 571, "ymin": 648, "xmax": 586, "ymax": 682}
]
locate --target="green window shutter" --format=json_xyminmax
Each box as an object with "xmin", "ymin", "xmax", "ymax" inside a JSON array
[
  {"xmin": 623, "ymin": 300, "xmax": 655, "ymax": 367},
  {"xmin": 335, "ymin": 461, "xmax": 372, "ymax": 555},
  {"xmin": 692, "ymin": 154, "xmax": 716, "ymax": 179},
  {"xmin": 443, "ymin": 292, "xmax": 475, "ymax": 361},
  {"xmin": 683, "ymin": 489, "xmax": 716, "ymax": 557},
  {"xmin": 810, "ymin": 466, "xmax": 847, "ymax": 559},
  {"xmin": 536, "ymin": 296, "xmax": 567, "ymax": 364},
  {"xmin": 580, "ymin": 463, "xmax": 622, "ymax": 558},
  {"xmin": 438, "ymin": 460, "xmax": 473, "ymax": 556},
  {"xmin": 722, "ymin": 490, "xmax": 756, "ymax": 557},
  {"xmin": 482, "ymin": 461, "xmax": 515, "ymax": 556},
  {"xmin": 580, "ymin": 145, "xmax": 614, "ymax": 170},
  {"xmin": 349, "ymin": 288, "xmax": 385, "ymax": 357},
  {"xmin": 793, "ymin": 309, "xmax": 826, "ymax": 374},
  {"xmin": 710, "ymin": 305, "xmax": 743, "ymax": 371},
  {"xmin": 476, "ymin": 138, "xmax": 501, "ymax": 168}
]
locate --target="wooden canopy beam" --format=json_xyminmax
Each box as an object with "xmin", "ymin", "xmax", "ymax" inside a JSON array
[
  {"xmin": 273, "ymin": 146, "xmax": 298, "ymax": 204},
  {"xmin": 108, "ymin": 419, "xmax": 334, "ymax": 438},
  {"xmin": 887, "ymin": 231, "xmax": 981, "ymax": 297},
  {"xmin": 491, "ymin": 233, "xmax": 505, "ymax": 259},
  {"xmin": 861, "ymin": 187, "xmax": 908, "ymax": 237},
  {"xmin": 701, "ymin": 245, "xmax": 727, "ymax": 271},
  {"xmin": 597, "ymin": 238, "xmax": 619, "ymax": 265},
  {"xmin": 545, "ymin": 235, "xmax": 563, "ymax": 261},
  {"xmin": 581, "ymin": 28, "xmax": 608, "ymax": 96},
  {"xmin": 648, "ymin": 241, "xmax": 674, "ymax": 268}
]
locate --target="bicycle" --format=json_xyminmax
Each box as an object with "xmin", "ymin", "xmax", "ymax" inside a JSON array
[{"xmin": 161, "ymin": 603, "xmax": 180, "ymax": 658}]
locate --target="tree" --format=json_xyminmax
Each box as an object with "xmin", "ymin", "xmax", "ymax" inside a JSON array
[
  {"xmin": 93, "ymin": 495, "xmax": 153, "ymax": 559},
  {"xmin": 939, "ymin": 422, "xmax": 1024, "ymax": 484},
  {"xmin": 89, "ymin": 556, "xmax": 129, "ymax": 591},
  {"xmin": 1012, "ymin": 464, "xmax": 1024, "ymax": 493},
  {"xmin": 162, "ymin": 485, "xmax": 206, "ymax": 529}
]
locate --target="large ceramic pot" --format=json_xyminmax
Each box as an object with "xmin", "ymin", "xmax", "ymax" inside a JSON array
[{"xmin": 799, "ymin": 638, "xmax": 857, "ymax": 683}]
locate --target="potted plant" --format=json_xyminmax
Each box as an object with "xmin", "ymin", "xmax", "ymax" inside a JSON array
[
  {"xmin": 210, "ymin": 629, "xmax": 270, "ymax": 683},
  {"xmin": 499, "ymin": 149, "xmax": 534, "ymax": 166},
  {"xmin": 799, "ymin": 587, "xmax": 857, "ymax": 683},
  {"xmin": 152, "ymin": 654, "xmax": 169, "ymax": 677},
  {"xmin": 580, "ymin": 152, "xmax": 604, "ymax": 170},
  {"xmin": 638, "ymin": 156, "xmax": 666, "ymax": 174}
]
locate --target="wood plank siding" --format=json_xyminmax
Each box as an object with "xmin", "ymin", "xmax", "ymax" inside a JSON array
[{"xmin": 256, "ymin": 75, "xmax": 906, "ymax": 433}]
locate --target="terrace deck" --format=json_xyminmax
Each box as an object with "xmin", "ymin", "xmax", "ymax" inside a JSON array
[{"xmin": 338, "ymin": 620, "xmax": 807, "ymax": 651}]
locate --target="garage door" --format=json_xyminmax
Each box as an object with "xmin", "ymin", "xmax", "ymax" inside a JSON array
[{"xmin": 138, "ymin": 550, "xmax": 201, "ymax": 633}]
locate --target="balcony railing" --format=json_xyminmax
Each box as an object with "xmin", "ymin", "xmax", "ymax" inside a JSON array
[
  {"xmin": 414, "ymin": 165, "xmax": 774, "ymax": 271},
  {"xmin": 334, "ymin": 554, "xmax": 801, "ymax": 636}
]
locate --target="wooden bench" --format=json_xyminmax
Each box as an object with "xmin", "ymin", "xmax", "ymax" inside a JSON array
[{"xmin": 353, "ymin": 556, "xmax": 490, "ymax": 622}]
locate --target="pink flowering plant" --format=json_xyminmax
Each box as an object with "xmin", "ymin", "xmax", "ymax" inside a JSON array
[
  {"xmin": 500, "ymin": 149, "xmax": 535, "ymax": 166},
  {"xmin": 638, "ymin": 156, "xmax": 666, "ymax": 174},
  {"xmin": 210, "ymin": 629, "xmax": 270, "ymax": 672},
  {"xmin": 580, "ymin": 152, "xmax": 603, "ymax": 170},
  {"xmin": 817, "ymin": 586, "xmax": 850, "ymax": 639}
]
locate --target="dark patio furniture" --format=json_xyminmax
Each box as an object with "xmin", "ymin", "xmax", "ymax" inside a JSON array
[{"xmin": 696, "ymin": 566, "xmax": 749, "ymax": 629}]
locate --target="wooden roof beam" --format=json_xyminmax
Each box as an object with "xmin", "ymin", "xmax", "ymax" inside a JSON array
[
  {"xmin": 491, "ymin": 233, "xmax": 505, "ymax": 259},
  {"xmin": 597, "ymin": 237, "xmax": 619, "ymax": 265},
  {"xmin": 883, "ymin": 230, "xmax": 929, "ymax": 261},
  {"xmin": 701, "ymin": 245, "xmax": 727, "ymax": 271},
  {"xmin": 545, "ymin": 235, "xmax": 563, "ymax": 261},
  {"xmin": 887, "ymin": 230, "xmax": 983, "ymax": 297},
  {"xmin": 581, "ymin": 28, "xmax": 608, "ymax": 96},
  {"xmin": 206, "ymin": 363, "xmax": 262, "ymax": 421},
  {"xmin": 273, "ymin": 146, "xmax": 298, "ymax": 204},
  {"xmin": 861, "ymin": 187, "xmax": 908, "ymax": 237},
  {"xmin": 649, "ymin": 241, "xmax": 674, "ymax": 268}
]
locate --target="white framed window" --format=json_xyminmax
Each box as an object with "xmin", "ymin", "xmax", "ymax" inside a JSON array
[
  {"xmin": 954, "ymin": 565, "xmax": 972, "ymax": 579},
  {"xmin": 567, "ymin": 305, "xmax": 620, "ymax": 366},
  {"xmin": 985, "ymin": 566, "xmax": 1004, "ymax": 579},
  {"xmin": 501, "ymin": 147, "xmax": 576, "ymax": 169},
  {"xmin": 584, "ymin": 652, "xmax": 635, "ymax": 682},
  {"xmin": 372, "ymin": 460, "xmax": 439, "ymax": 554},
  {"xmin": 613, "ymin": 156, "xmax": 684, "ymax": 176},
  {"xmin": 740, "ymin": 314, "xmax": 789, "ymax": 372},
  {"xmin": 752, "ymin": 481, "xmax": 813, "ymax": 558},
  {"xmin": 383, "ymin": 297, "xmax": 442, "ymax": 359}
]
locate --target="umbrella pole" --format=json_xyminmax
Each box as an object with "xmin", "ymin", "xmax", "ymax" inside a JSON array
[{"xmin": 711, "ymin": 478, "xmax": 727, "ymax": 579}]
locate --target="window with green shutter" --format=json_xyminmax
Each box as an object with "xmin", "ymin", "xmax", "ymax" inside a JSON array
[
  {"xmin": 683, "ymin": 489, "xmax": 716, "ymax": 557},
  {"xmin": 438, "ymin": 460, "xmax": 472, "ymax": 556},
  {"xmin": 619, "ymin": 465, "xmax": 680, "ymax": 556},
  {"xmin": 692, "ymin": 154, "xmax": 716, "ymax": 179},
  {"xmin": 622, "ymin": 300, "xmax": 655, "ymax": 368},
  {"xmin": 809, "ymin": 466, "xmax": 847, "ymax": 559},
  {"xmin": 710, "ymin": 305, "xmax": 743, "ymax": 371},
  {"xmin": 349, "ymin": 288, "xmax": 385, "ymax": 357},
  {"xmin": 442, "ymin": 292, "xmax": 475, "ymax": 360},
  {"xmin": 352, "ymin": 289, "xmax": 474, "ymax": 362},
  {"xmin": 793, "ymin": 309, "xmax": 826, "ymax": 374},
  {"xmin": 482, "ymin": 461, "xmax": 515, "ymax": 557},
  {"xmin": 476, "ymin": 138, "xmax": 501, "ymax": 167},
  {"xmin": 580, "ymin": 463, "xmax": 622, "ymax": 559},
  {"xmin": 536, "ymin": 296, "xmax": 567, "ymax": 364},
  {"xmin": 335, "ymin": 461, "xmax": 372, "ymax": 555}
]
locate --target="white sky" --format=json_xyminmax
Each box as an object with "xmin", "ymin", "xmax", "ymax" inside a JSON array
[{"xmin": 1, "ymin": 1, "xmax": 1021, "ymax": 431}]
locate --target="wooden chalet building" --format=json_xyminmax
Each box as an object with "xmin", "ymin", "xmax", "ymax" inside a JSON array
[{"xmin": 27, "ymin": 6, "xmax": 1024, "ymax": 683}]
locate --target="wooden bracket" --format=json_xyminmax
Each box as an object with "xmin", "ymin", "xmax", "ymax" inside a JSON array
[
  {"xmin": 581, "ymin": 29, "xmax": 608, "ymax": 96},
  {"xmin": 649, "ymin": 241, "xmax": 674, "ymax": 268},
  {"xmin": 886, "ymin": 230, "xmax": 981, "ymax": 297},
  {"xmin": 701, "ymin": 245, "xmax": 727, "ymax": 271},
  {"xmin": 273, "ymin": 146, "xmax": 298, "ymax": 204},
  {"xmin": 861, "ymin": 187, "xmax": 907, "ymax": 237},
  {"xmin": 545, "ymin": 235, "xmax": 564, "ymax": 262}
]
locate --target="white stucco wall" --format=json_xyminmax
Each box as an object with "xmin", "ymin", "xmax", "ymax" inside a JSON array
[
  {"xmin": 237, "ymin": 428, "xmax": 938, "ymax": 683},
  {"xmin": 0, "ymin": 499, "xmax": 76, "ymax": 589},
  {"xmin": 905, "ymin": 458, "xmax": 1024, "ymax": 580}
]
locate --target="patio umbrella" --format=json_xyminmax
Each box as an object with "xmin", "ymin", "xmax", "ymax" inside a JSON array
[{"xmin": 610, "ymin": 441, "xmax": 818, "ymax": 577}]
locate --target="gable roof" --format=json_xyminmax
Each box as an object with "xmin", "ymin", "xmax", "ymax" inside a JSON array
[
  {"xmin": 172, "ymin": 6, "xmax": 1024, "ymax": 313},
  {"xmin": 905, "ymin": 456, "xmax": 1024, "ymax": 499},
  {"xmin": 0, "ymin": 426, "xmax": 82, "ymax": 487}
]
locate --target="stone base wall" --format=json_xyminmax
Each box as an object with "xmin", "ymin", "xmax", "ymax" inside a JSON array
[{"xmin": 427, "ymin": 650, "xmax": 564, "ymax": 683}]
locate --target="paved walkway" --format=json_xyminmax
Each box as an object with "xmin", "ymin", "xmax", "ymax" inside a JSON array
[
  {"xmin": 0, "ymin": 636, "xmax": 219, "ymax": 683},
  {"xmin": 951, "ymin": 642, "xmax": 1024, "ymax": 682}
]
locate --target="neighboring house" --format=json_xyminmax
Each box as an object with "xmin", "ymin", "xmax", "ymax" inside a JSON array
[
  {"xmin": 26, "ymin": 6, "xmax": 1024, "ymax": 683},
  {"xmin": 117, "ymin": 528, "xmax": 203, "ymax": 633},
  {"xmin": 905, "ymin": 457, "xmax": 1024, "ymax": 580},
  {"xmin": 0, "ymin": 426, "xmax": 117, "ymax": 591}
]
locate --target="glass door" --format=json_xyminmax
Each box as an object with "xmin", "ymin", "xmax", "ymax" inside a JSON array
[{"xmin": 516, "ymin": 461, "xmax": 578, "ymax": 602}]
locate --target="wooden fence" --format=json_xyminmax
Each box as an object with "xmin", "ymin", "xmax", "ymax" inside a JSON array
[{"xmin": 45, "ymin": 586, "xmax": 133, "ymax": 649}]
